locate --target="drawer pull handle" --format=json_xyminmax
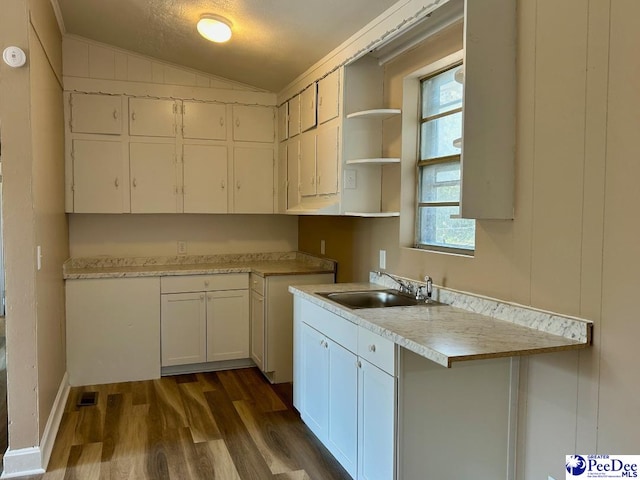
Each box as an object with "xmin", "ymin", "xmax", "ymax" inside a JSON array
[
  {"xmin": 368, "ymin": 344, "xmax": 376, "ymax": 353},
  {"xmin": 204, "ymin": 280, "xmax": 210, "ymax": 287},
  {"xmin": 113, "ymin": 109, "xmax": 119, "ymax": 120},
  {"xmin": 357, "ymin": 360, "xmax": 362, "ymax": 368}
]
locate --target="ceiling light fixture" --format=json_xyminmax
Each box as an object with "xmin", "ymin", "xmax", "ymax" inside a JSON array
[{"xmin": 197, "ymin": 14, "xmax": 233, "ymax": 43}]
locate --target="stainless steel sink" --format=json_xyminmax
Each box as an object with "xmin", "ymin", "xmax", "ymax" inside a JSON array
[{"xmin": 317, "ymin": 289, "xmax": 445, "ymax": 309}]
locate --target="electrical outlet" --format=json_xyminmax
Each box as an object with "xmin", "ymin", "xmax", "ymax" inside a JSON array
[
  {"xmin": 177, "ymin": 241, "xmax": 187, "ymax": 255},
  {"xmin": 379, "ymin": 249, "xmax": 386, "ymax": 269},
  {"xmin": 344, "ymin": 169, "xmax": 357, "ymax": 189},
  {"xmin": 320, "ymin": 240, "xmax": 326, "ymax": 255}
]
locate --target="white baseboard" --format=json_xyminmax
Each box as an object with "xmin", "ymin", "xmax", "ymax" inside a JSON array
[
  {"xmin": 1, "ymin": 372, "xmax": 70, "ymax": 478},
  {"xmin": 0, "ymin": 447, "xmax": 44, "ymax": 478},
  {"xmin": 40, "ymin": 372, "xmax": 70, "ymax": 470}
]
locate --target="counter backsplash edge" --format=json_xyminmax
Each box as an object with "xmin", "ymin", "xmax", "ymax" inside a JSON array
[{"xmin": 369, "ymin": 272, "xmax": 592, "ymax": 344}]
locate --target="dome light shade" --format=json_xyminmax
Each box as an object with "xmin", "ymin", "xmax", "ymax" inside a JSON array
[{"xmin": 197, "ymin": 15, "xmax": 232, "ymax": 43}]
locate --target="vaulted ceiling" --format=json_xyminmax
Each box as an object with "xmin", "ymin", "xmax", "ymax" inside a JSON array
[{"xmin": 56, "ymin": 0, "xmax": 401, "ymax": 92}]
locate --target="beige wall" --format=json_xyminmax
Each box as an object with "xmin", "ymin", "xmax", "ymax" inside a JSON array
[
  {"xmin": 30, "ymin": 0, "xmax": 68, "ymax": 439},
  {"xmin": 69, "ymin": 214, "xmax": 298, "ymax": 257},
  {"xmin": 0, "ymin": 0, "xmax": 68, "ymax": 452},
  {"xmin": 299, "ymin": 0, "xmax": 639, "ymax": 476}
]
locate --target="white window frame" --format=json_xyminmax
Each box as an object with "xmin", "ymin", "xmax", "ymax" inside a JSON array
[{"xmin": 398, "ymin": 50, "xmax": 475, "ymax": 256}]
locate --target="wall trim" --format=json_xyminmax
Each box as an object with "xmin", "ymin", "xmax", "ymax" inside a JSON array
[
  {"xmin": 0, "ymin": 447, "xmax": 45, "ymax": 479},
  {"xmin": 1, "ymin": 373, "xmax": 70, "ymax": 478},
  {"xmin": 40, "ymin": 372, "xmax": 70, "ymax": 470},
  {"xmin": 49, "ymin": 0, "xmax": 66, "ymax": 34}
]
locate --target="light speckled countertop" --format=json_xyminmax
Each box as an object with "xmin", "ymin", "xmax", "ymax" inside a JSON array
[
  {"xmin": 289, "ymin": 282, "xmax": 592, "ymax": 368},
  {"xmin": 63, "ymin": 252, "xmax": 335, "ymax": 279}
]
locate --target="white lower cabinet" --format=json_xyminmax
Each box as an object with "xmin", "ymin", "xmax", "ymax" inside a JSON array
[
  {"xmin": 160, "ymin": 274, "xmax": 249, "ymax": 368},
  {"xmin": 295, "ymin": 297, "xmax": 396, "ymax": 479},
  {"xmin": 358, "ymin": 359, "xmax": 395, "ymax": 480},
  {"xmin": 66, "ymin": 277, "xmax": 161, "ymax": 386},
  {"xmin": 251, "ymin": 273, "xmax": 334, "ymax": 384}
]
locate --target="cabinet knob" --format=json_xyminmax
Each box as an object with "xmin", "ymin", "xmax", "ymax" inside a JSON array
[
  {"xmin": 221, "ymin": 180, "xmax": 226, "ymax": 190},
  {"xmin": 235, "ymin": 118, "xmax": 240, "ymax": 127},
  {"xmin": 357, "ymin": 360, "xmax": 362, "ymax": 368},
  {"xmin": 114, "ymin": 177, "xmax": 119, "ymax": 188},
  {"xmin": 317, "ymin": 175, "xmax": 321, "ymax": 185},
  {"xmin": 200, "ymin": 294, "xmax": 205, "ymax": 301},
  {"xmin": 319, "ymin": 96, "xmax": 323, "ymax": 106},
  {"xmin": 204, "ymin": 280, "xmax": 210, "ymax": 287},
  {"xmin": 236, "ymin": 181, "xmax": 241, "ymax": 190},
  {"xmin": 113, "ymin": 109, "xmax": 119, "ymax": 120},
  {"xmin": 132, "ymin": 178, "xmax": 137, "ymax": 188},
  {"xmin": 131, "ymin": 111, "xmax": 136, "ymax": 121},
  {"xmin": 368, "ymin": 344, "xmax": 376, "ymax": 353},
  {"xmin": 220, "ymin": 117, "xmax": 224, "ymax": 127}
]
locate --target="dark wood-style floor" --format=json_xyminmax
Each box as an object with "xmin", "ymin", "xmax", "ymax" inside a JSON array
[{"xmin": 27, "ymin": 368, "xmax": 350, "ymax": 480}]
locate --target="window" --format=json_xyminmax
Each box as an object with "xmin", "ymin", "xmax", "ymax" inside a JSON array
[{"xmin": 416, "ymin": 63, "xmax": 475, "ymax": 252}]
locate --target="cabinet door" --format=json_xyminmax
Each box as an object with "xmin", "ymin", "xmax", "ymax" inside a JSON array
[
  {"xmin": 300, "ymin": 83, "xmax": 318, "ymax": 132},
  {"xmin": 278, "ymin": 103, "xmax": 288, "ymax": 142},
  {"xmin": 207, "ymin": 290, "xmax": 249, "ymax": 362},
  {"xmin": 300, "ymin": 323, "xmax": 329, "ymax": 441},
  {"xmin": 183, "ymin": 144, "xmax": 228, "ymax": 213},
  {"xmin": 70, "ymin": 93, "xmax": 122, "ymax": 134},
  {"xmin": 66, "ymin": 277, "xmax": 160, "ymax": 386},
  {"xmin": 288, "ymin": 95, "xmax": 301, "ymax": 138},
  {"xmin": 299, "ymin": 132, "xmax": 316, "ymax": 197},
  {"xmin": 318, "ymin": 70, "xmax": 340, "ymax": 125},
  {"xmin": 250, "ymin": 290, "xmax": 265, "ymax": 370},
  {"xmin": 327, "ymin": 339, "xmax": 358, "ymax": 478},
  {"xmin": 277, "ymin": 143, "xmax": 288, "ymax": 213},
  {"xmin": 233, "ymin": 147, "xmax": 274, "ymax": 213},
  {"xmin": 130, "ymin": 142, "xmax": 178, "ymax": 213},
  {"xmin": 358, "ymin": 359, "xmax": 396, "ymax": 480},
  {"xmin": 72, "ymin": 139, "xmax": 126, "ymax": 213},
  {"xmin": 287, "ymin": 139, "xmax": 300, "ymax": 210},
  {"xmin": 129, "ymin": 98, "xmax": 176, "ymax": 137},
  {"xmin": 316, "ymin": 125, "xmax": 339, "ymax": 195},
  {"xmin": 232, "ymin": 105, "xmax": 274, "ymax": 143},
  {"xmin": 161, "ymin": 292, "xmax": 207, "ymax": 366},
  {"xmin": 183, "ymin": 101, "xmax": 226, "ymax": 140}
]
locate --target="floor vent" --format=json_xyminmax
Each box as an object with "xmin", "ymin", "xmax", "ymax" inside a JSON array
[{"xmin": 77, "ymin": 391, "xmax": 98, "ymax": 407}]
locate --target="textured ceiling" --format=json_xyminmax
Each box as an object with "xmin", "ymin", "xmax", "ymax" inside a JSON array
[{"xmin": 57, "ymin": 0, "xmax": 401, "ymax": 92}]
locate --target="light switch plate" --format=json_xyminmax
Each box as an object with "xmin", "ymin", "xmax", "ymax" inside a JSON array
[
  {"xmin": 344, "ymin": 169, "xmax": 357, "ymax": 189},
  {"xmin": 177, "ymin": 241, "xmax": 187, "ymax": 255}
]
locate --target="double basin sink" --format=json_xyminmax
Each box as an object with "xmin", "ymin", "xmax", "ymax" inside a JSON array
[{"xmin": 318, "ymin": 289, "xmax": 445, "ymax": 309}]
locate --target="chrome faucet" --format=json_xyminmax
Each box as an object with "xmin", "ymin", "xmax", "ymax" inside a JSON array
[{"xmin": 374, "ymin": 271, "xmax": 415, "ymax": 296}]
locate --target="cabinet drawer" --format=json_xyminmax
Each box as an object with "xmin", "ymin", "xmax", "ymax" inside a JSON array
[
  {"xmin": 301, "ymin": 299, "xmax": 357, "ymax": 353},
  {"xmin": 250, "ymin": 273, "xmax": 265, "ymax": 295},
  {"xmin": 161, "ymin": 273, "xmax": 248, "ymax": 293},
  {"xmin": 358, "ymin": 327, "xmax": 396, "ymax": 376}
]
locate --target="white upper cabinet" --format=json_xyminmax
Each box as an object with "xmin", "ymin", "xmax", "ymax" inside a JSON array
[
  {"xmin": 299, "ymin": 132, "xmax": 317, "ymax": 197},
  {"xmin": 277, "ymin": 142, "xmax": 288, "ymax": 213},
  {"xmin": 232, "ymin": 105, "xmax": 275, "ymax": 143},
  {"xmin": 300, "ymin": 83, "xmax": 318, "ymax": 132},
  {"xmin": 70, "ymin": 93, "xmax": 123, "ymax": 135},
  {"xmin": 288, "ymin": 95, "xmax": 301, "ymax": 138},
  {"xmin": 72, "ymin": 139, "xmax": 126, "ymax": 213},
  {"xmin": 182, "ymin": 144, "xmax": 228, "ymax": 214},
  {"xmin": 129, "ymin": 98, "xmax": 177, "ymax": 137},
  {"xmin": 317, "ymin": 70, "xmax": 340, "ymax": 125},
  {"xmin": 233, "ymin": 146, "xmax": 274, "ymax": 213},
  {"xmin": 316, "ymin": 124, "xmax": 339, "ymax": 195},
  {"xmin": 278, "ymin": 103, "xmax": 289, "ymax": 142},
  {"xmin": 182, "ymin": 101, "xmax": 226, "ymax": 140},
  {"xmin": 287, "ymin": 139, "xmax": 300, "ymax": 211},
  {"xmin": 130, "ymin": 142, "xmax": 178, "ymax": 213}
]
